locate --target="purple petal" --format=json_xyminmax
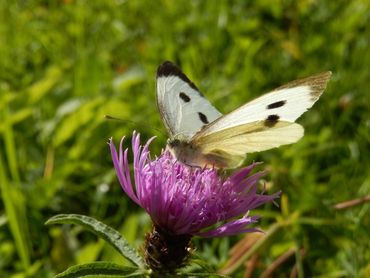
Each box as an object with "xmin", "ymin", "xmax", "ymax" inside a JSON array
[{"xmin": 110, "ymin": 132, "xmax": 280, "ymax": 237}]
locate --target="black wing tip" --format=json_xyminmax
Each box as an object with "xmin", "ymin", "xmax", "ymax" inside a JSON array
[
  {"xmin": 297, "ymin": 70, "xmax": 333, "ymax": 84},
  {"xmin": 156, "ymin": 61, "xmax": 200, "ymax": 92},
  {"xmin": 157, "ymin": 61, "xmax": 180, "ymax": 77},
  {"xmin": 316, "ymin": 70, "xmax": 332, "ymax": 80}
]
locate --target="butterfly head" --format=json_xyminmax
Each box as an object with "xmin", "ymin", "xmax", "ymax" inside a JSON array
[
  {"xmin": 167, "ymin": 138, "xmax": 181, "ymax": 148},
  {"xmin": 166, "ymin": 138, "xmax": 201, "ymax": 167}
]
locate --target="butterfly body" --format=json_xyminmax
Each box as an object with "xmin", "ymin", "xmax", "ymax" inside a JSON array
[
  {"xmin": 167, "ymin": 139, "xmax": 202, "ymax": 167},
  {"xmin": 167, "ymin": 138, "xmax": 237, "ymax": 168},
  {"xmin": 156, "ymin": 61, "xmax": 331, "ymax": 169}
]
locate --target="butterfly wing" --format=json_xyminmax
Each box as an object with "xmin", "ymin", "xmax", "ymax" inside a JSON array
[
  {"xmin": 156, "ymin": 61, "xmax": 222, "ymax": 139},
  {"xmin": 195, "ymin": 71, "xmax": 332, "ymax": 138},
  {"xmin": 191, "ymin": 71, "xmax": 331, "ymax": 168},
  {"xmin": 194, "ymin": 121, "xmax": 304, "ymax": 168}
]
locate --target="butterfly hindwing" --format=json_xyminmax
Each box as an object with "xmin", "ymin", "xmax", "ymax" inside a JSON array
[
  {"xmin": 194, "ymin": 121, "xmax": 304, "ymax": 168},
  {"xmin": 156, "ymin": 61, "xmax": 222, "ymax": 139}
]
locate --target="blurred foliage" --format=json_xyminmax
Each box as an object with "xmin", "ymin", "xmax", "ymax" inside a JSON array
[{"xmin": 0, "ymin": 0, "xmax": 369, "ymax": 277}]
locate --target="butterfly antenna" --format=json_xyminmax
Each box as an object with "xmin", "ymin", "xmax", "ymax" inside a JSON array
[
  {"xmin": 104, "ymin": 114, "xmax": 166, "ymax": 136},
  {"xmin": 104, "ymin": 115, "xmax": 123, "ymax": 121}
]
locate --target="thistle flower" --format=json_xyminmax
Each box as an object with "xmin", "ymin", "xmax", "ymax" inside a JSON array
[{"xmin": 109, "ymin": 132, "xmax": 280, "ymax": 273}]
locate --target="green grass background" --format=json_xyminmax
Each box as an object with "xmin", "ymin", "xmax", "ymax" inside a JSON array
[{"xmin": 0, "ymin": 0, "xmax": 369, "ymax": 277}]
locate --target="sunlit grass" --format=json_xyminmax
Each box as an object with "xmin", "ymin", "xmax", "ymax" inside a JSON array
[{"xmin": 0, "ymin": 0, "xmax": 369, "ymax": 277}]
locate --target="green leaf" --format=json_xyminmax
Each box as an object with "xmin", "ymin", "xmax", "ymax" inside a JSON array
[
  {"xmin": 190, "ymin": 258, "xmax": 215, "ymax": 273},
  {"xmin": 46, "ymin": 214, "xmax": 145, "ymax": 268},
  {"xmin": 54, "ymin": 262, "xmax": 146, "ymax": 278}
]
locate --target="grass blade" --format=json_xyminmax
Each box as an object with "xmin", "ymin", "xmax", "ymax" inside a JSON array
[{"xmin": 0, "ymin": 152, "xmax": 31, "ymax": 269}]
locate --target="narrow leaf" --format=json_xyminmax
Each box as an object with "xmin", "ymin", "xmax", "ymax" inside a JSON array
[
  {"xmin": 46, "ymin": 214, "xmax": 145, "ymax": 268},
  {"xmin": 54, "ymin": 261, "xmax": 145, "ymax": 278}
]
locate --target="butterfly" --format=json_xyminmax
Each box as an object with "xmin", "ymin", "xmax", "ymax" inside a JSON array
[{"xmin": 156, "ymin": 61, "xmax": 331, "ymax": 169}]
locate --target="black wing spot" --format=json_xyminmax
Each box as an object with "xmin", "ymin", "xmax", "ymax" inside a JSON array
[
  {"xmin": 198, "ymin": 112, "xmax": 209, "ymax": 124},
  {"xmin": 179, "ymin": 92, "xmax": 191, "ymax": 102},
  {"xmin": 267, "ymin": 100, "xmax": 286, "ymax": 109},
  {"xmin": 264, "ymin": 114, "xmax": 280, "ymax": 127}
]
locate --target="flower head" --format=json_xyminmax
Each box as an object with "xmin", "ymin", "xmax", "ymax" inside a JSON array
[{"xmin": 109, "ymin": 132, "xmax": 280, "ymax": 237}]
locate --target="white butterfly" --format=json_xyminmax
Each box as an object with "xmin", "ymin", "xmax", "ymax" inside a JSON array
[{"xmin": 156, "ymin": 61, "xmax": 331, "ymax": 169}]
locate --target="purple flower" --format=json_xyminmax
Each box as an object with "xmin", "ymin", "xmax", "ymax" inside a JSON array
[{"xmin": 109, "ymin": 132, "xmax": 280, "ymax": 237}]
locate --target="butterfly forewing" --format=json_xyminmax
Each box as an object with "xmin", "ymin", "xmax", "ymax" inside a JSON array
[
  {"xmin": 156, "ymin": 61, "xmax": 222, "ymax": 139},
  {"xmin": 194, "ymin": 71, "xmax": 332, "ymax": 139}
]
